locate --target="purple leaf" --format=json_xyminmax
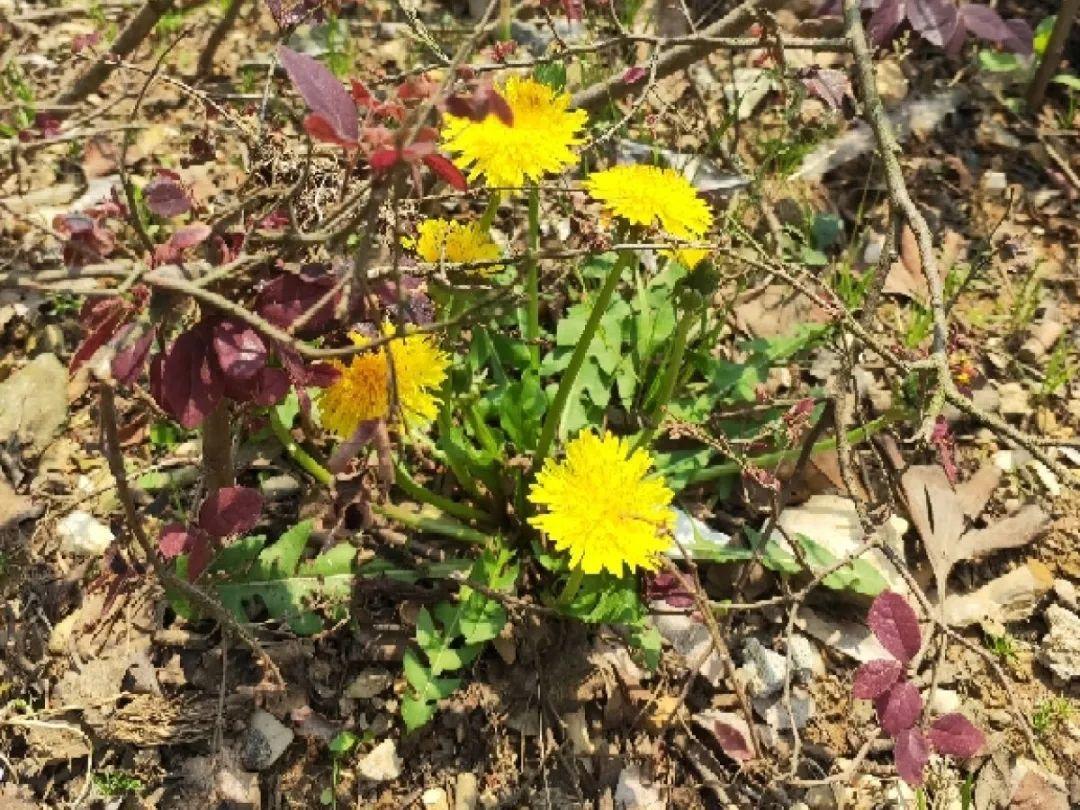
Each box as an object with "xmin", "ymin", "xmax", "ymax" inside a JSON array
[
  {"xmin": 213, "ymin": 319, "xmax": 268, "ymax": 381},
  {"xmin": 224, "ymin": 365, "xmax": 289, "ymax": 406},
  {"xmin": 144, "ymin": 173, "xmax": 192, "ymax": 218},
  {"xmin": 874, "ymin": 680, "xmax": 923, "ymax": 735},
  {"xmin": 278, "ymin": 46, "xmax": 358, "ymax": 146},
  {"xmin": 907, "ymin": 0, "xmax": 960, "ymax": 48},
  {"xmin": 1003, "ymin": 18, "xmax": 1033, "ymax": 56},
  {"xmin": 958, "ymin": 4, "xmax": 1011, "ymax": 42},
  {"xmin": 256, "ymin": 266, "xmax": 340, "ymax": 337},
  {"xmin": 853, "ymin": 659, "xmax": 905, "ymax": 699},
  {"xmin": 867, "ymin": 591, "xmax": 922, "ymax": 663},
  {"xmin": 155, "ymin": 222, "xmax": 212, "ymax": 264},
  {"xmin": 160, "ymin": 326, "xmax": 224, "ymax": 429},
  {"xmin": 928, "ymin": 713, "xmax": 985, "ymax": 758},
  {"xmin": 111, "ymin": 322, "xmax": 157, "ymax": 386},
  {"xmin": 894, "ymin": 726, "xmax": 931, "ymax": 786},
  {"xmin": 868, "ymin": 0, "xmax": 907, "ymax": 45},
  {"xmin": 159, "ymin": 522, "xmax": 194, "ymax": 558},
  {"xmin": 713, "ymin": 718, "xmax": 755, "ymax": 762},
  {"xmin": 187, "ymin": 531, "xmax": 213, "ymax": 581},
  {"xmin": 423, "ymin": 153, "xmax": 468, "ymax": 191},
  {"xmin": 800, "ymin": 67, "xmax": 853, "ymax": 111},
  {"xmin": 70, "ymin": 298, "xmax": 128, "ymax": 374},
  {"xmin": 198, "ymin": 486, "xmax": 263, "ymax": 538},
  {"xmin": 264, "ymin": 0, "xmax": 322, "ymax": 28}
]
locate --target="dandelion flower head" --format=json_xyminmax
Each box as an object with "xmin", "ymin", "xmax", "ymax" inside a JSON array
[
  {"xmin": 440, "ymin": 76, "xmax": 587, "ymax": 189},
  {"xmin": 666, "ymin": 247, "xmax": 710, "ymax": 269},
  {"xmin": 412, "ymin": 218, "xmax": 501, "ymax": 274},
  {"xmin": 319, "ymin": 323, "xmax": 449, "ymax": 438},
  {"xmin": 528, "ymin": 430, "xmax": 675, "ymax": 576},
  {"xmin": 584, "ymin": 164, "xmax": 713, "ymax": 239}
]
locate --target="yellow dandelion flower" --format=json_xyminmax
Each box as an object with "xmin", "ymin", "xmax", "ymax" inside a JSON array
[
  {"xmin": 413, "ymin": 218, "xmax": 502, "ymax": 274},
  {"xmin": 583, "ymin": 164, "xmax": 713, "ymax": 238},
  {"xmin": 440, "ymin": 76, "xmax": 587, "ymax": 189},
  {"xmin": 666, "ymin": 247, "xmax": 710, "ymax": 269},
  {"xmin": 528, "ymin": 430, "xmax": 675, "ymax": 576},
  {"xmin": 319, "ymin": 323, "xmax": 449, "ymax": 438}
]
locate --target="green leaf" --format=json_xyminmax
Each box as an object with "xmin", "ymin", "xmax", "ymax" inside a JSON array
[
  {"xmin": 329, "ymin": 730, "xmax": 358, "ymax": 756},
  {"xmin": 795, "ymin": 534, "xmax": 888, "ymax": 596},
  {"xmin": 213, "ymin": 521, "xmax": 356, "ymax": 636},
  {"xmin": 978, "ymin": 50, "xmax": 1024, "ymax": 73},
  {"xmin": 1035, "ymin": 15, "xmax": 1055, "ymax": 57},
  {"xmin": 499, "ymin": 373, "xmax": 547, "ymax": 451},
  {"xmin": 1052, "ymin": 73, "xmax": 1080, "ymax": 91},
  {"xmin": 401, "ymin": 695, "xmax": 436, "ymax": 732},
  {"xmin": 534, "ymin": 61, "xmax": 566, "ymax": 91},
  {"xmin": 563, "ymin": 572, "xmax": 644, "ymax": 625}
]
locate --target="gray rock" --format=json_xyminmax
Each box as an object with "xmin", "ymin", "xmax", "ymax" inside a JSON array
[
  {"xmin": 358, "ymin": 738, "xmax": 401, "ymax": 782},
  {"xmin": 1037, "ymin": 605, "xmax": 1080, "ymax": 681},
  {"xmin": 241, "ymin": 710, "xmax": 294, "ymax": 771},
  {"xmin": 0, "ymin": 353, "xmax": 68, "ymax": 453},
  {"xmin": 259, "ymin": 473, "xmax": 301, "ymax": 501},
  {"xmin": 789, "ymin": 635, "xmax": 824, "ymax": 682},
  {"xmin": 742, "ymin": 638, "xmax": 788, "ymax": 699},
  {"xmin": 345, "ymin": 668, "xmax": 392, "ymax": 700},
  {"xmin": 753, "ymin": 689, "xmax": 815, "ymax": 732}
]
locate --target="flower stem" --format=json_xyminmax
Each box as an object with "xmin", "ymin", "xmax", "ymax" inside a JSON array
[
  {"xmin": 393, "ymin": 460, "xmax": 492, "ymax": 526},
  {"xmin": 525, "ymin": 183, "xmax": 540, "ymax": 369},
  {"xmin": 270, "ymin": 408, "xmax": 333, "ymax": 486},
  {"xmin": 372, "ymin": 501, "xmax": 490, "ymax": 545},
  {"xmin": 555, "ymin": 567, "xmax": 585, "ymax": 608},
  {"xmin": 478, "ymin": 192, "xmax": 500, "ymax": 232},
  {"xmin": 533, "ymin": 249, "xmax": 634, "ymax": 471},
  {"xmin": 635, "ymin": 302, "xmax": 695, "ymax": 451}
]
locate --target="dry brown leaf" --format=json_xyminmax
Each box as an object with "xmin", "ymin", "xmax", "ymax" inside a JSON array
[{"xmin": 901, "ymin": 464, "xmax": 1048, "ymax": 603}]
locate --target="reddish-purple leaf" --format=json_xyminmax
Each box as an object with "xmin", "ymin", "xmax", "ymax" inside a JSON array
[
  {"xmin": 264, "ymin": 0, "xmax": 322, "ymax": 28},
  {"xmin": 894, "ymin": 726, "xmax": 931, "ymax": 786},
  {"xmin": 159, "ymin": 522, "xmax": 194, "ymax": 558},
  {"xmin": 445, "ymin": 83, "xmax": 514, "ymax": 126},
  {"xmin": 907, "ymin": 0, "xmax": 960, "ymax": 48},
  {"xmin": 198, "ymin": 486, "xmax": 263, "ymax": 538},
  {"xmin": 155, "ymin": 223, "xmax": 212, "ymax": 264},
  {"xmin": 160, "ymin": 326, "xmax": 224, "ymax": 429},
  {"xmin": 224, "ymin": 365, "xmax": 289, "ymax": 406},
  {"xmin": 256, "ymin": 267, "xmax": 339, "ymax": 337},
  {"xmin": 867, "ymin": 591, "xmax": 922, "ymax": 663},
  {"xmin": 303, "ymin": 361, "xmax": 341, "ymax": 388},
  {"xmin": 928, "ymin": 713, "xmax": 984, "ymax": 758},
  {"xmin": 70, "ymin": 300, "xmax": 127, "ymax": 373},
  {"xmin": 187, "ymin": 531, "xmax": 213, "ymax": 581},
  {"xmin": 800, "ymin": 67, "xmax": 853, "ymax": 111},
  {"xmin": 111, "ymin": 322, "xmax": 157, "ymax": 386},
  {"xmin": 71, "ymin": 31, "xmax": 101, "ymax": 53},
  {"xmin": 1003, "ymin": 18, "xmax": 1033, "ymax": 55},
  {"xmin": 278, "ymin": 46, "xmax": 358, "ymax": 146},
  {"xmin": 958, "ymin": 4, "xmax": 1011, "ymax": 42},
  {"xmin": 622, "ymin": 66, "xmax": 647, "ymax": 85},
  {"xmin": 302, "ymin": 113, "xmax": 359, "ymax": 148},
  {"xmin": 868, "ymin": 0, "xmax": 906, "ymax": 45},
  {"xmin": 213, "ymin": 319, "xmax": 268, "ymax": 381},
  {"xmin": 423, "ymin": 153, "xmax": 467, "ymax": 191},
  {"xmin": 853, "ymin": 659, "xmax": 905, "ymax": 699},
  {"xmin": 713, "ymin": 719, "xmax": 755, "ymax": 762},
  {"xmin": 874, "ymin": 680, "xmax": 923, "ymax": 735},
  {"xmin": 145, "ymin": 174, "xmax": 192, "ymax": 217}
]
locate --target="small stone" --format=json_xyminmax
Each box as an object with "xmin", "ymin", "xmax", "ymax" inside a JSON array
[
  {"xmin": 1053, "ymin": 579, "xmax": 1078, "ymax": 611},
  {"xmin": 421, "ymin": 787, "xmax": 450, "ymax": 810},
  {"xmin": 345, "ymin": 668, "xmax": 392, "ymax": 700},
  {"xmin": 357, "ymin": 738, "xmax": 401, "ymax": 782},
  {"xmin": 1037, "ymin": 605, "xmax": 1080, "ymax": 681},
  {"xmin": 0, "ymin": 353, "xmax": 68, "ymax": 453},
  {"xmin": 981, "ymin": 171, "xmax": 1008, "ymax": 192},
  {"xmin": 789, "ymin": 636, "xmax": 824, "ymax": 682},
  {"xmin": 56, "ymin": 510, "xmax": 114, "ymax": 557},
  {"xmin": 927, "ymin": 688, "xmax": 961, "ymax": 715},
  {"xmin": 742, "ymin": 638, "xmax": 788, "ymax": 699},
  {"xmin": 752, "ymin": 689, "xmax": 815, "ymax": 731},
  {"xmin": 804, "ymin": 784, "xmax": 841, "ymax": 809},
  {"xmin": 454, "ymin": 773, "xmax": 479, "ymax": 810},
  {"xmin": 259, "ymin": 473, "xmax": 301, "ymax": 500},
  {"xmin": 998, "ymin": 382, "xmax": 1032, "ymax": 416},
  {"xmin": 241, "ymin": 710, "xmax": 294, "ymax": 771}
]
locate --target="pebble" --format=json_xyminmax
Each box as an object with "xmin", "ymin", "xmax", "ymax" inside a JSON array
[
  {"xmin": 241, "ymin": 710, "xmax": 294, "ymax": 771},
  {"xmin": 345, "ymin": 668, "xmax": 392, "ymax": 700},
  {"xmin": 56, "ymin": 510, "xmax": 114, "ymax": 557},
  {"xmin": 789, "ymin": 635, "xmax": 825, "ymax": 682},
  {"xmin": 454, "ymin": 773, "xmax": 478, "ymax": 810},
  {"xmin": 357, "ymin": 738, "xmax": 401, "ymax": 782},
  {"xmin": 0, "ymin": 353, "xmax": 68, "ymax": 453},
  {"xmin": 742, "ymin": 638, "xmax": 788, "ymax": 699},
  {"xmin": 421, "ymin": 787, "xmax": 450, "ymax": 810},
  {"xmin": 752, "ymin": 689, "xmax": 815, "ymax": 731},
  {"xmin": 260, "ymin": 473, "xmax": 301, "ymax": 500},
  {"xmin": 1053, "ymin": 579, "xmax": 1078, "ymax": 611},
  {"xmin": 1037, "ymin": 605, "xmax": 1080, "ymax": 682}
]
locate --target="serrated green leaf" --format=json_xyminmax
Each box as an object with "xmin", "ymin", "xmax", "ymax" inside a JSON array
[{"xmin": 401, "ymin": 695, "xmax": 436, "ymax": 732}]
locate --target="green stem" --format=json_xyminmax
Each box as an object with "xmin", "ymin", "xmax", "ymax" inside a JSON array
[
  {"xmin": 533, "ymin": 249, "xmax": 635, "ymax": 470},
  {"xmin": 636, "ymin": 303, "xmax": 695, "ymax": 451},
  {"xmin": 372, "ymin": 502, "xmax": 490, "ymax": 545},
  {"xmin": 393, "ymin": 461, "xmax": 492, "ymax": 525},
  {"xmin": 525, "ymin": 183, "xmax": 540, "ymax": 369},
  {"xmin": 555, "ymin": 567, "xmax": 585, "ymax": 608},
  {"xmin": 270, "ymin": 409, "xmax": 333, "ymax": 486},
  {"xmin": 478, "ymin": 192, "xmax": 501, "ymax": 232},
  {"xmin": 682, "ymin": 410, "xmax": 903, "ymax": 485}
]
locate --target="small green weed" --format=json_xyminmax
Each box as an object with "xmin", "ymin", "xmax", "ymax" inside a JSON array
[
  {"xmin": 984, "ymin": 632, "xmax": 1019, "ymax": 665},
  {"xmin": 92, "ymin": 770, "xmax": 144, "ymax": 797},
  {"xmin": 1031, "ymin": 697, "xmax": 1073, "ymax": 735},
  {"xmin": 1040, "ymin": 337, "xmax": 1075, "ymax": 399}
]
